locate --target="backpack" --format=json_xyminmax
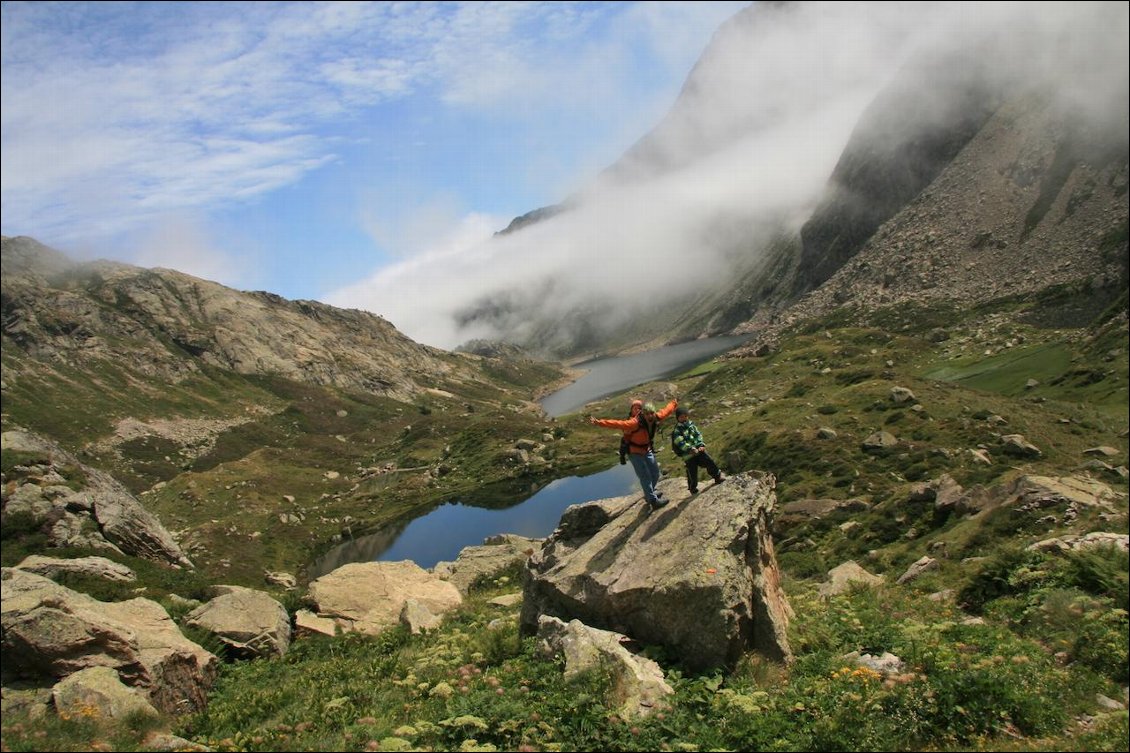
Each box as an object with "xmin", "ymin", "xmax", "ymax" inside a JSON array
[{"xmin": 617, "ymin": 407, "xmax": 635, "ymax": 463}]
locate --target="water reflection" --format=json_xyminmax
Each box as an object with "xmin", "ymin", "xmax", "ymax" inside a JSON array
[
  {"xmin": 307, "ymin": 463, "xmax": 639, "ymax": 575},
  {"xmin": 307, "ymin": 519, "xmax": 410, "ymax": 579}
]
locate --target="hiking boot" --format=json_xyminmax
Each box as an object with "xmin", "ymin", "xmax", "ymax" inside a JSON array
[
  {"xmin": 650, "ymin": 497, "xmax": 668, "ymax": 509},
  {"xmin": 714, "ymin": 475, "xmax": 725, "ymax": 485},
  {"xmin": 688, "ymin": 487, "xmax": 698, "ymax": 494}
]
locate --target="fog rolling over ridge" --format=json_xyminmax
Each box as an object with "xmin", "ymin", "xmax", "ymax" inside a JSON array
[{"xmin": 327, "ymin": 1, "xmax": 1129, "ymax": 356}]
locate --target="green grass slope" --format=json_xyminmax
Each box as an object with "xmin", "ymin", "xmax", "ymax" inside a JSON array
[{"xmin": 2, "ymin": 286, "xmax": 1127, "ymax": 752}]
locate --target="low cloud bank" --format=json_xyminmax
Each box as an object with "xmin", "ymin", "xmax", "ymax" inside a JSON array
[{"xmin": 330, "ymin": 1, "xmax": 1128, "ymax": 350}]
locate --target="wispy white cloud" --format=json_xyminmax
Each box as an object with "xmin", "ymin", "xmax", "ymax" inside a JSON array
[
  {"xmin": 129, "ymin": 211, "xmax": 259, "ymax": 288},
  {"xmin": 327, "ymin": 210, "xmax": 503, "ymax": 344},
  {"xmin": 327, "ymin": 1, "xmax": 1128, "ymax": 351},
  {"xmin": 2, "ymin": 2, "xmax": 402, "ymax": 241}
]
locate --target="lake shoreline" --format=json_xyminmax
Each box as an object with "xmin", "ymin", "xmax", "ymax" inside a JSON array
[
  {"xmin": 531, "ymin": 364, "xmax": 590, "ymax": 403},
  {"xmin": 311, "ymin": 335, "xmax": 751, "ymax": 572}
]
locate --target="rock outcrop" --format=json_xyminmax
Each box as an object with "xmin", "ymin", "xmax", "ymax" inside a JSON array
[
  {"xmin": 1, "ymin": 568, "xmax": 218, "ymax": 715},
  {"xmin": 2, "ymin": 429, "xmax": 192, "ymax": 568},
  {"xmin": 521, "ymin": 472, "xmax": 792, "ymax": 672}
]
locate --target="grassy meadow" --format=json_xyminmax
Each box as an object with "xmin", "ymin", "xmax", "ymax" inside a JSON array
[{"xmin": 1, "ymin": 288, "xmax": 1127, "ymax": 751}]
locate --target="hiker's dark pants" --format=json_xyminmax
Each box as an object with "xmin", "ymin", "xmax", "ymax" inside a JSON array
[{"xmin": 684, "ymin": 451, "xmax": 721, "ymax": 491}]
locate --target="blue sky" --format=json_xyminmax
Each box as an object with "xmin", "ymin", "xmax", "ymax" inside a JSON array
[{"xmin": 2, "ymin": 1, "xmax": 747, "ymax": 308}]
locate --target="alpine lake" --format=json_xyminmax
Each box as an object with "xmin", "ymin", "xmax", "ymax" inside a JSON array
[{"xmin": 307, "ymin": 335, "xmax": 750, "ymax": 576}]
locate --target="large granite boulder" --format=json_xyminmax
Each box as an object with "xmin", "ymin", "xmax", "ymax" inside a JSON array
[
  {"xmin": 306, "ymin": 561, "xmax": 463, "ymax": 636},
  {"xmin": 520, "ymin": 473, "xmax": 793, "ymax": 672},
  {"xmin": 183, "ymin": 585, "xmax": 291, "ymax": 660},
  {"xmin": 52, "ymin": 666, "xmax": 159, "ymax": 720},
  {"xmin": 1, "ymin": 568, "xmax": 217, "ymax": 714},
  {"xmin": 818, "ymin": 561, "xmax": 885, "ymax": 598}
]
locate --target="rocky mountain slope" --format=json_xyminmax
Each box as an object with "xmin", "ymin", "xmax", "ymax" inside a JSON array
[
  {"xmin": 725, "ymin": 90, "xmax": 1128, "ymax": 353},
  {"xmin": 0, "ymin": 6, "xmax": 1127, "ymax": 751},
  {"xmin": 2, "ymin": 235, "xmax": 523, "ymax": 403}
]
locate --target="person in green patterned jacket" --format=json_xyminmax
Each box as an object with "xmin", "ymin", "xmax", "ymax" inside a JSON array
[{"xmin": 671, "ymin": 406, "xmax": 724, "ymax": 494}]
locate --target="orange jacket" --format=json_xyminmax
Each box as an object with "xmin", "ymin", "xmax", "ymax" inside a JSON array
[{"xmin": 591, "ymin": 399, "xmax": 678, "ymax": 455}]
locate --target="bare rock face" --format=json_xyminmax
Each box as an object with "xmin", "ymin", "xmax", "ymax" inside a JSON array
[
  {"xmin": 1, "ymin": 568, "xmax": 218, "ymax": 715},
  {"xmin": 520, "ymin": 473, "xmax": 793, "ymax": 672}
]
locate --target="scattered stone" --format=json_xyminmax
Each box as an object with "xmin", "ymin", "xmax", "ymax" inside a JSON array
[
  {"xmin": 1001, "ymin": 434, "xmax": 1041, "ymax": 458},
  {"xmin": 819, "ymin": 561, "xmax": 884, "ymax": 597},
  {"xmin": 896, "ymin": 556, "xmax": 939, "ymax": 585},
  {"xmin": 862, "ymin": 431, "xmax": 899, "ymax": 454},
  {"xmin": 265, "ymin": 570, "xmax": 297, "ymax": 590},
  {"xmin": 14, "ymin": 555, "xmax": 136, "ymax": 583},
  {"xmin": 1097, "ymin": 694, "xmax": 1127, "ymax": 711},
  {"xmin": 537, "ymin": 616, "xmax": 673, "ymax": 719},
  {"xmin": 969, "ymin": 448, "xmax": 993, "ymax": 465},
  {"xmin": 841, "ymin": 650, "xmax": 905, "ymax": 676},
  {"xmin": 889, "ymin": 386, "xmax": 916, "ymax": 404}
]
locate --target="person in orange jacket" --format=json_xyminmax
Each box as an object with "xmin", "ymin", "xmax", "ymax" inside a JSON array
[{"xmin": 589, "ymin": 397, "xmax": 678, "ymax": 509}]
